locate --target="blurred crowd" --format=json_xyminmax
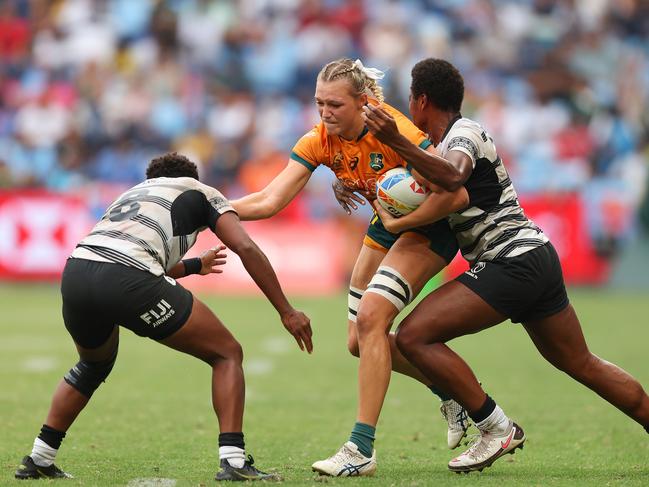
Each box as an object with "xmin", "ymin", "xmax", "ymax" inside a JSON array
[{"xmin": 1, "ymin": 0, "xmax": 648, "ymax": 253}]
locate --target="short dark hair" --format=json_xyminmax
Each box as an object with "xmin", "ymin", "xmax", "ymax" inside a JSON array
[
  {"xmin": 146, "ymin": 152, "xmax": 199, "ymax": 180},
  {"xmin": 411, "ymin": 58, "xmax": 464, "ymax": 113}
]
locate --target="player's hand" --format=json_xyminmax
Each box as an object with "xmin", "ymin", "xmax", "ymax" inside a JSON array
[
  {"xmin": 198, "ymin": 245, "xmax": 227, "ymax": 275},
  {"xmin": 332, "ymin": 179, "xmax": 372, "ymax": 215},
  {"xmin": 362, "ymin": 104, "xmax": 400, "ymax": 144},
  {"xmin": 372, "ymin": 201, "xmax": 404, "ymax": 234},
  {"xmin": 281, "ymin": 309, "xmax": 313, "ymax": 354}
]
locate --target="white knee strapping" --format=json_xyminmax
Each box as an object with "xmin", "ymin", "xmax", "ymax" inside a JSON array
[
  {"xmin": 365, "ymin": 266, "xmax": 413, "ymax": 312},
  {"xmin": 348, "ymin": 286, "xmax": 363, "ymax": 322}
]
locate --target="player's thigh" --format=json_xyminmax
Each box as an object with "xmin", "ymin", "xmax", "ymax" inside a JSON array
[
  {"xmin": 522, "ymin": 304, "xmax": 589, "ymax": 368},
  {"xmin": 398, "ymin": 280, "xmax": 506, "ymax": 344},
  {"xmin": 61, "ymin": 258, "xmax": 120, "ymax": 350},
  {"xmin": 158, "ymin": 296, "xmax": 242, "ymax": 364},
  {"xmin": 381, "ymin": 232, "xmax": 448, "ymax": 296},
  {"xmin": 358, "ymin": 233, "xmax": 446, "ymax": 331},
  {"xmin": 349, "ymin": 243, "xmax": 387, "ymax": 290}
]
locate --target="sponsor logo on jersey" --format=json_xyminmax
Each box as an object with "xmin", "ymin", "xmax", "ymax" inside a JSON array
[
  {"xmin": 332, "ymin": 152, "xmax": 344, "ymax": 172},
  {"xmin": 209, "ymin": 196, "xmax": 230, "ymax": 212},
  {"xmin": 140, "ymin": 299, "xmax": 175, "ymax": 327}
]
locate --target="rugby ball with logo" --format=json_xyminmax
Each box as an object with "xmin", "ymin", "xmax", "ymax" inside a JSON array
[{"xmin": 376, "ymin": 167, "xmax": 429, "ymax": 217}]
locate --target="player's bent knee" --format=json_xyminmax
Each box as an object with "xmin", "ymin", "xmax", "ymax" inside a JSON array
[
  {"xmin": 394, "ymin": 325, "xmax": 419, "ymax": 357},
  {"xmin": 560, "ymin": 352, "xmax": 600, "ymax": 382},
  {"xmin": 355, "ymin": 306, "xmax": 386, "ymax": 337},
  {"xmin": 206, "ymin": 339, "xmax": 244, "ymax": 367},
  {"xmin": 64, "ymin": 347, "xmax": 118, "ymax": 398},
  {"xmin": 229, "ymin": 341, "xmax": 244, "ymax": 364},
  {"xmin": 364, "ymin": 266, "xmax": 412, "ymax": 315},
  {"xmin": 347, "ymin": 335, "xmax": 360, "ymax": 357}
]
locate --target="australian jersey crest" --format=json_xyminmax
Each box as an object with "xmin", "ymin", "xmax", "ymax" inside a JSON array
[{"xmin": 369, "ymin": 153, "xmax": 384, "ymax": 171}]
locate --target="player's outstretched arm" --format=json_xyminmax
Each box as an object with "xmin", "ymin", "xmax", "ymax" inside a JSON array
[
  {"xmin": 362, "ymin": 104, "xmax": 472, "ymax": 191},
  {"xmin": 230, "ymin": 161, "xmax": 312, "ymax": 221},
  {"xmin": 214, "ymin": 212, "xmax": 313, "ymax": 353},
  {"xmin": 373, "ymin": 185, "xmax": 468, "ymax": 234}
]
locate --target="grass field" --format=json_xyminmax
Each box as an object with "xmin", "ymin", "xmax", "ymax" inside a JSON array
[{"xmin": 1, "ymin": 283, "xmax": 648, "ymax": 486}]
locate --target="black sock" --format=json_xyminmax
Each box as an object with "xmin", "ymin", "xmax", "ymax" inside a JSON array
[
  {"xmin": 468, "ymin": 395, "xmax": 496, "ymax": 424},
  {"xmin": 219, "ymin": 432, "xmax": 245, "ymax": 450},
  {"xmin": 428, "ymin": 384, "xmax": 451, "ymax": 402},
  {"xmin": 38, "ymin": 424, "xmax": 66, "ymax": 450}
]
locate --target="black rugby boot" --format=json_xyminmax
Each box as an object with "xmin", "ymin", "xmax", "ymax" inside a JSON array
[
  {"xmin": 15, "ymin": 455, "xmax": 72, "ymax": 479},
  {"xmin": 215, "ymin": 455, "xmax": 280, "ymax": 481}
]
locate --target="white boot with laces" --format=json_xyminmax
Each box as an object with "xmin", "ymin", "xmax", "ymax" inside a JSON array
[
  {"xmin": 448, "ymin": 420, "xmax": 525, "ymax": 473},
  {"xmin": 311, "ymin": 441, "xmax": 376, "ymax": 477},
  {"xmin": 440, "ymin": 399, "xmax": 471, "ymax": 449}
]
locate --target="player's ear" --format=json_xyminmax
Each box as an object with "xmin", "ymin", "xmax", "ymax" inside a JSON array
[
  {"xmin": 358, "ymin": 93, "xmax": 368, "ymax": 108},
  {"xmin": 418, "ymin": 93, "xmax": 428, "ymax": 110}
]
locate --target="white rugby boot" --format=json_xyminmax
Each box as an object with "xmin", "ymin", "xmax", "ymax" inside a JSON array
[
  {"xmin": 440, "ymin": 399, "xmax": 471, "ymax": 449},
  {"xmin": 448, "ymin": 420, "xmax": 525, "ymax": 473},
  {"xmin": 311, "ymin": 441, "xmax": 376, "ymax": 477}
]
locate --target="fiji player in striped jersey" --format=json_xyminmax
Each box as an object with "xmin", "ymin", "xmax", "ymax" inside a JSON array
[
  {"xmin": 15, "ymin": 153, "xmax": 312, "ymax": 481},
  {"xmin": 364, "ymin": 58, "xmax": 649, "ymax": 473}
]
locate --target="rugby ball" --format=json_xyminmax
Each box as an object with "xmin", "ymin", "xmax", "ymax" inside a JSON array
[{"xmin": 376, "ymin": 167, "xmax": 429, "ymax": 217}]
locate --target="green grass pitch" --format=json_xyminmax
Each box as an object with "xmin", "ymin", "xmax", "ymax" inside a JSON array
[{"xmin": 1, "ymin": 283, "xmax": 648, "ymax": 486}]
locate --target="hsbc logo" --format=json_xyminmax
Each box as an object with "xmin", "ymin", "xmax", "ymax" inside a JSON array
[{"xmin": 0, "ymin": 192, "xmax": 92, "ymax": 277}]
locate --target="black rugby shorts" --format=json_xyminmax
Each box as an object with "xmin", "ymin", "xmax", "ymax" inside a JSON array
[
  {"xmin": 456, "ymin": 242, "xmax": 569, "ymax": 323},
  {"xmin": 61, "ymin": 258, "xmax": 193, "ymax": 348}
]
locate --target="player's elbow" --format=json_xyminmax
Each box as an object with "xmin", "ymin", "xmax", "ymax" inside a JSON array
[
  {"xmin": 232, "ymin": 192, "xmax": 281, "ymax": 221},
  {"xmin": 255, "ymin": 191, "xmax": 285, "ymax": 219},
  {"xmin": 229, "ymin": 236, "xmax": 257, "ymax": 256},
  {"xmin": 438, "ymin": 173, "xmax": 464, "ymax": 192},
  {"xmin": 451, "ymin": 187, "xmax": 469, "ymax": 212}
]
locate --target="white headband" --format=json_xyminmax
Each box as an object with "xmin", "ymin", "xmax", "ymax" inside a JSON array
[{"xmin": 354, "ymin": 59, "xmax": 385, "ymax": 81}]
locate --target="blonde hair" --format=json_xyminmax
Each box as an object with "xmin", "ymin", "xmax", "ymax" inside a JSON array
[{"xmin": 317, "ymin": 58, "xmax": 385, "ymax": 103}]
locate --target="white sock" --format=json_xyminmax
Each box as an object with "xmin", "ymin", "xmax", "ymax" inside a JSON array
[
  {"xmin": 31, "ymin": 438, "xmax": 58, "ymax": 467},
  {"xmin": 219, "ymin": 446, "xmax": 245, "ymax": 468},
  {"xmin": 476, "ymin": 405, "xmax": 510, "ymax": 434}
]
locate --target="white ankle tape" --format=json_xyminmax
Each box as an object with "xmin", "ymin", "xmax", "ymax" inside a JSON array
[
  {"xmin": 219, "ymin": 446, "xmax": 245, "ymax": 467},
  {"xmin": 31, "ymin": 438, "xmax": 57, "ymax": 467}
]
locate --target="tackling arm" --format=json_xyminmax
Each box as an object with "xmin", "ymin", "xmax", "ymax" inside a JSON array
[
  {"xmin": 363, "ymin": 104, "xmax": 473, "ymax": 191},
  {"xmin": 375, "ymin": 185, "xmax": 468, "ymax": 234},
  {"xmin": 382, "ymin": 137, "xmax": 471, "ymax": 191},
  {"xmin": 230, "ymin": 161, "xmax": 312, "ymax": 220},
  {"xmin": 213, "ymin": 211, "xmax": 313, "ymax": 352}
]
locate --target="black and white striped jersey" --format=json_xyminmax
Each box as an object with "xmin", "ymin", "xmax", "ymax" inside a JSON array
[
  {"xmin": 439, "ymin": 116, "xmax": 548, "ymax": 265},
  {"xmin": 71, "ymin": 177, "xmax": 235, "ymax": 276}
]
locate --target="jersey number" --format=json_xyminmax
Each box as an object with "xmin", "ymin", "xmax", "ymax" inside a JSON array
[{"xmin": 108, "ymin": 190, "xmax": 149, "ymax": 222}]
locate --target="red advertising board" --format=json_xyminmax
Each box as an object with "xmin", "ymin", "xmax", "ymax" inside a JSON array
[
  {"xmin": 0, "ymin": 191, "xmax": 347, "ymax": 293},
  {"xmin": 0, "ymin": 190, "xmax": 93, "ymax": 280},
  {"xmin": 181, "ymin": 221, "xmax": 346, "ymax": 295},
  {"xmin": 0, "ymin": 191, "xmax": 609, "ymax": 288}
]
